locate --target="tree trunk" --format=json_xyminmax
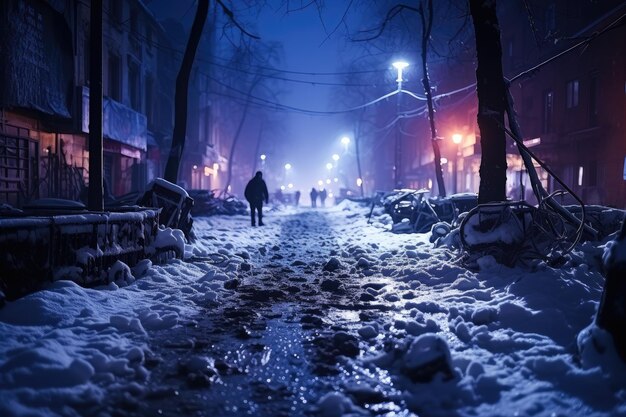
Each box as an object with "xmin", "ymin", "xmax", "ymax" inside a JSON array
[
  {"xmin": 163, "ymin": 0, "xmax": 210, "ymax": 184},
  {"xmin": 419, "ymin": 0, "xmax": 446, "ymax": 198},
  {"xmin": 469, "ymin": 0, "xmax": 507, "ymax": 203}
]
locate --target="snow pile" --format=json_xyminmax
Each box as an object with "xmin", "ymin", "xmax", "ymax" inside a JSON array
[{"xmin": 0, "ymin": 201, "xmax": 624, "ymax": 416}]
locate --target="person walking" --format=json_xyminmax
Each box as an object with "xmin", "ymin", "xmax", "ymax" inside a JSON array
[
  {"xmin": 244, "ymin": 171, "xmax": 269, "ymax": 226},
  {"xmin": 294, "ymin": 190, "xmax": 301, "ymax": 207},
  {"xmin": 319, "ymin": 188, "xmax": 327, "ymax": 207},
  {"xmin": 310, "ymin": 188, "xmax": 318, "ymax": 208}
]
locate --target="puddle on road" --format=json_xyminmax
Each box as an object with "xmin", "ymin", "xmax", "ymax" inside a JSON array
[
  {"xmin": 139, "ymin": 305, "xmax": 329, "ymax": 416},
  {"xmin": 137, "ymin": 299, "xmax": 411, "ymax": 417}
]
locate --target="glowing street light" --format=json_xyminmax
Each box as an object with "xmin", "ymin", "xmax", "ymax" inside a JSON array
[
  {"xmin": 325, "ymin": 162, "xmax": 333, "ymax": 170},
  {"xmin": 284, "ymin": 163, "xmax": 292, "ymax": 170},
  {"xmin": 356, "ymin": 178, "xmax": 363, "ymax": 187},
  {"xmin": 340, "ymin": 136, "xmax": 350, "ymax": 152},
  {"xmin": 392, "ymin": 61, "xmax": 409, "ymax": 84},
  {"xmin": 452, "ymin": 134, "xmax": 463, "ymax": 145},
  {"xmin": 280, "ymin": 185, "xmax": 286, "ymax": 191},
  {"xmin": 288, "ymin": 183, "xmax": 293, "ymax": 189},
  {"xmin": 332, "ymin": 154, "xmax": 340, "ymax": 162},
  {"xmin": 392, "ymin": 60, "xmax": 408, "ymax": 188},
  {"xmin": 317, "ymin": 180, "xmax": 323, "ymax": 186},
  {"xmin": 260, "ymin": 154, "xmax": 266, "ymax": 160}
]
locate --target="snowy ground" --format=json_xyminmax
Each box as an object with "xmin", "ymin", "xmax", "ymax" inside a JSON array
[{"xmin": 0, "ymin": 201, "xmax": 625, "ymax": 417}]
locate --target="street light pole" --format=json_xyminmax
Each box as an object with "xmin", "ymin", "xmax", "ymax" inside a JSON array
[
  {"xmin": 392, "ymin": 61, "xmax": 408, "ymax": 189},
  {"xmin": 88, "ymin": 0, "xmax": 103, "ymax": 211}
]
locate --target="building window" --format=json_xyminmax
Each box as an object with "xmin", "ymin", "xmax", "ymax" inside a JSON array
[
  {"xmin": 145, "ymin": 75, "xmax": 154, "ymax": 124},
  {"xmin": 108, "ymin": 53, "xmax": 121, "ymax": 101},
  {"xmin": 566, "ymin": 79, "xmax": 579, "ymax": 108},
  {"xmin": 109, "ymin": 0, "xmax": 123, "ymax": 26},
  {"xmin": 129, "ymin": 7, "xmax": 141, "ymax": 56},
  {"xmin": 542, "ymin": 90, "xmax": 553, "ymax": 133},
  {"xmin": 130, "ymin": 7, "xmax": 139, "ymax": 34},
  {"xmin": 128, "ymin": 59, "xmax": 140, "ymax": 111},
  {"xmin": 589, "ymin": 73, "xmax": 598, "ymax": 126},
  {"xmin": 84, "ymin": 36, "xmax": 90, "ymax": 84}
]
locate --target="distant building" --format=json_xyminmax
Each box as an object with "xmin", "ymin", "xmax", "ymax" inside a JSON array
[
  {"xmin": 0, "ymin": 0, "xmax": 229, "ymax": 207},
  {"xmin": 399, "ymin": 0, "xmax": 625, "ymax": 208}
]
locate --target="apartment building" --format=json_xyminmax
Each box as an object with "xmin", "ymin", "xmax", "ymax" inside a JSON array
[{"xmin": 0, "ymin": 0, "xmax": 227, "ymax": 207}]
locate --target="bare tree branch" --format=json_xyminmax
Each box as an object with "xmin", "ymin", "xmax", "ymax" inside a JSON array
[
  {"xmin": 216, "ymin": 0, "xmax": 261, "ymax": 39},
  {"xmin": 320, "ymin": 0, "xmax": 355, "ymax": 45},
  {"xmin": 352, "ymin": 4, "xmax": 419, "ymax": 42}
]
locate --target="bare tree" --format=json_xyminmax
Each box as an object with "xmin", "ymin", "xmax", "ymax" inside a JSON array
[
  {"xmin": 164, "ymin": 0, "xmax": 261, "ymax": 185},
  {"xmin": 469, "ymin": 0, "xmax": 507, "ymax": 203},
  {"xmin": 418, "ymin": 0, "xmax": 446, "ymax": 197},
  {"xmin": 163, "ymin": 0, "xmax": 210, "ymax": 184}
]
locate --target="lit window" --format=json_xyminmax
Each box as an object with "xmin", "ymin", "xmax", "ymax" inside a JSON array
[{"xmin": 578, "ymin": 166, "xmax": 584, "ymax": 186}]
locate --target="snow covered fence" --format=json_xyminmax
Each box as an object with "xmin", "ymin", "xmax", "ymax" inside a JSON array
[{"xmin": 0, "ymin": 208, "xmax": 183, "ymax": 301}]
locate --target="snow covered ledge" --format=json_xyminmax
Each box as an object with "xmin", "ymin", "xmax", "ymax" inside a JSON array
[{"xmin": 0, "ymin": 208, "xmax": 184, "ymax": 302}]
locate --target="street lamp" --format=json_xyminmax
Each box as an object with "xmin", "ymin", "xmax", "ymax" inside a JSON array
[
  {"xmin": 451, "ymin": 134, "xmax": 462, "ymax": 194},
  {"xmin": 260, "ymin": 154, "xmax": 266, "ymax": 169},
  {"xmin": 340, "ymin": 136, "xmax": 350, "ymax": 153},
  {"xmin": 332, "ymin": 154, "xmax": 340, "ymax": 162},
  {"xmin": 325, "ymin": 162, "xmax": 333, "ymax": 170},
  {"xmin": 392, "ymin": 60, "xmax": 408, "ymax": 188},
  {"xmin": 392, "ymin": 61, "xmax": 409, "ymax": 87},
  {"xmin": 284, "ymin": 163, "xmax": 292, "ymax": 171}
]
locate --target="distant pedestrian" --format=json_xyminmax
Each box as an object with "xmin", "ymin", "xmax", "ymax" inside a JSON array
[
  {"xmin": 294, "ymin": 190, "xmax": 301, "ymax": 207},
  {"xmin": 310, "ymin": 188, "xmax": 318, "ymax": 208},
  {"xmin": 319, "ymin": 188, "xmax": 327, "ymax": 207},
  {"xmin": 244, "ymin": 171, "xmax": 269, "ymax": 226},
  {"xmin": 275, "ymin": 188, "xmax": 284, "ymax": 204}
]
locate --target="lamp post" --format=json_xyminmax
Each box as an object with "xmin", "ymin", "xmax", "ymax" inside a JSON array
[
  {"xmin": 340, "ymin": 136, "xmax": 350, "ymax": 153},
  {"xmin": 284, "ymin": 162, "xmax": 291, "ymax": 184},
  {"xmin": 392, "ymin": 61, "xmax": 408, "ymax": 188},
  {"xmin": 392, "ymin": 61, "xmax": 409, "ymax": 89},
  {"xmin": 452, "ymin": 134, "xmax": 462, "ymax": 194}
]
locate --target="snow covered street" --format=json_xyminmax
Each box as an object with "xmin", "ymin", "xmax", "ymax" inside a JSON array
[{"xmin": 1, "ymin": 201, "xmax": 625, "ymax": 417}]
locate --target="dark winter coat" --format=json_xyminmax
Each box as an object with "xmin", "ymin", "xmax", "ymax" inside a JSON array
[{"xmin": 244, "ymin": 172, "xmax": 269, "ymax": 204}]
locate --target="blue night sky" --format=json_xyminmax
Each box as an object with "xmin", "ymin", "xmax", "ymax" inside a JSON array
[
  {"xmin": 147, "ymin": 0, "xmax": 367, "ymax": 194},
  {"xmin": 255, "ymin": 2, "xmax": 353, "ymax": 192}
]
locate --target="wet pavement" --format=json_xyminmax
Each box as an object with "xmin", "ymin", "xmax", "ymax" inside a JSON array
[{"xmin": 98, "ymin": 211, "xmax": 413, "ymax": 417}]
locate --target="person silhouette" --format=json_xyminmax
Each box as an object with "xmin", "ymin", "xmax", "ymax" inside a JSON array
[
  {"xmin": 310, "ymin": 188, "xmax": 318, "ymax": 208},
  {"xmin": 244, "ymin": 171, "xmax": 269, "ymax": 226},
  {"xmin": 319, "ymin": 188, "xmax": 327, "ymax": 207}
]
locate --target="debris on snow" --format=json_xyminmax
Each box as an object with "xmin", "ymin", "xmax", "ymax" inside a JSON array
[{"xmin": 323, "ymin": 257, "xmax": 342, "ymax": 272}]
